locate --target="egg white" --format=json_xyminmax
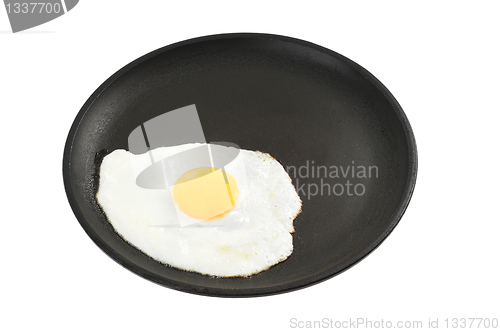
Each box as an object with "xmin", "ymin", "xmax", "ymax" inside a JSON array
[{"xmin": 96, "ymin": 143, "xmax": 302, "ymax": 277}]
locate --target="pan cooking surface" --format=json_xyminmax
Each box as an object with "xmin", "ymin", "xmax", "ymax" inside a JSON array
[{"xmin": 63, "ymin": 33, "xmax": 417, "ymax": 297}]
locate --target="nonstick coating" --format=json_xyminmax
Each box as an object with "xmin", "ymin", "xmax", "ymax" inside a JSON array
[{"xmin": 63, "ymin": 33, "xmax": 417, "ymax": 297}]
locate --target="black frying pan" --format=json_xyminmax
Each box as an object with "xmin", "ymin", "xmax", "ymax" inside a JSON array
[{"xmin": 63, "ymin": 33, "xmax": 417, "ymax": 297}]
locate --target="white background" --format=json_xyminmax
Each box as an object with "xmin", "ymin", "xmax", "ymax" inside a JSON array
[{"xmin": 1, "ymin": 1, "xmax": 499, "ymax": 331}]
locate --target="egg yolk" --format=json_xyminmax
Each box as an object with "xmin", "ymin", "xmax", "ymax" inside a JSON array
[{"xmin": 172, "ymin": 167, "xmax": 239, "ymax": 220}]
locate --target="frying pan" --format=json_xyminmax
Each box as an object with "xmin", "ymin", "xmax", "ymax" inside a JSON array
[{"xmin": 63, "ymin": 33, "xmax": 417, "ymax": 297}]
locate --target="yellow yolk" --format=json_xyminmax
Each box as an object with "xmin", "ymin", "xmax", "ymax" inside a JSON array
[{"xmin": 172, "ymin": 167, "xmax": 239, "ymax": 220}]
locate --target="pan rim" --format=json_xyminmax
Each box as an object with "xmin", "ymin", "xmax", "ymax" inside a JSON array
[{"xmin": 63, "ymin": 32, "xmax": 418, "ymax": 297}]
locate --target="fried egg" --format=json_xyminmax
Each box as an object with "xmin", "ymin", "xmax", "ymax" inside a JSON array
[{"xmin": 96, "ymin": 143, "xmax": 302, "ymax": 277}]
